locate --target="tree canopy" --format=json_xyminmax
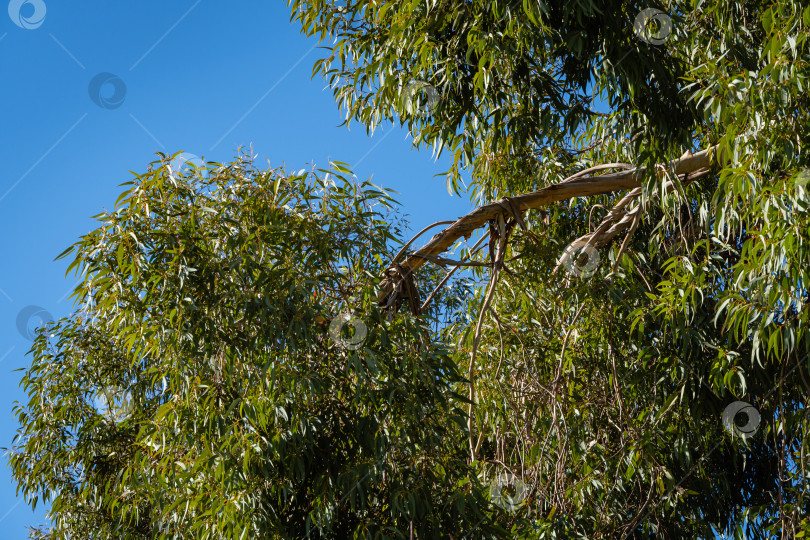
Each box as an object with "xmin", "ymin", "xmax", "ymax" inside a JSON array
[{"xmin": 9, "ymin": 0, "xmax": 810, "ymax": 538}]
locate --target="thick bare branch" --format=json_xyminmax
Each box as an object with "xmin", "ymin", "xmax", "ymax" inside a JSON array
[{"xmin": 379, "ymin": 147, "xmax": 719, "ymax": 310}]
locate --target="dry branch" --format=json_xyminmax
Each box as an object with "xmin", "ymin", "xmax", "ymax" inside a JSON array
[{"xmin": 379, "ymin": 146, "xmax": 719, "ymax": 311}]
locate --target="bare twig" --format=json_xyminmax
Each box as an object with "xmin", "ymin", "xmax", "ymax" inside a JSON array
[
  {"xmin": 410, "ymin": 253, "xmax": 492, "ymax": 268},
  {"xmin": 612, "ymin": 206, "xmax": 643, "ymax": 273},
  {"xmin": 469, "ymin": 214, "xmax": 510, "ymax": 461},
  {"xmin": 418, "ymin": 233, "xmax": 490, "ymax": 315},
  {"xmin": 390, "ymin": 220, "xmax": 457, "ymax": 266}
]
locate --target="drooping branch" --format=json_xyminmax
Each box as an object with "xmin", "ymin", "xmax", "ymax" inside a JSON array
[
  {"xmin": 379, "ymin": 146, "xmax": 719, "ymax": 312},
  {"xmin": 556, "ymin": 165, "xmax": 714, "ymax": 273},
  {"xmin": 468, "ymin": 213, "xmax": 510, "ymax": 461}
]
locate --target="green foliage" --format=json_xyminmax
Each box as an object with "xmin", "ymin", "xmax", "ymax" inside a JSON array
[
  {"xmin": 289, "ymin": 0, "xmax": 698, "ymax": 195},
  {"xmin": 9, "ymin": 155, "xmax": 500, "ymax": 539}
]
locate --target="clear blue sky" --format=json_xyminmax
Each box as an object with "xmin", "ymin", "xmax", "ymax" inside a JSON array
[{"xmin": 0, "ymin": 1, "xmax": 472, "ymax": 535}]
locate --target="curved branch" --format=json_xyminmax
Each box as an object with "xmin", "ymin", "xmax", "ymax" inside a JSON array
[
  {"xmin": 411, "ymin": 253, "xmax": 492, "ymax": 268},
  {"xmin": 390, "ymin": 220, "xmax": 456, "ymax": 266},
  {"xmin": 559, "ymin": 165, "xmax": 715, "ymax": 275},
  {"xmin": 379, "ymin": 146, "xmax": 719, "ymax": 310},
  {"xmin": 559, "ymin": 163, "xmax": 634, "ymax": 184},
  {"xmin": 418, "ymin": 233, "xmax": 490, "ymax": 315}
]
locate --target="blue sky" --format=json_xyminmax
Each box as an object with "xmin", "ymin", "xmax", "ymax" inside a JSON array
[{"xmin": 0, "ymin": 1, "xmax": 473, "ymax": 535}]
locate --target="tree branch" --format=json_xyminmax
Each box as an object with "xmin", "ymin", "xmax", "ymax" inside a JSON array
[{"xmin": 379, "ymin": 147, "xmax": 719, "ymax": 311}]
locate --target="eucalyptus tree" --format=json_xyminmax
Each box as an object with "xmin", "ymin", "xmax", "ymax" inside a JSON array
[
  {"xmin": 9, "ymin": 156, "xmax": 500, "ymax": 539},
  {"xmin": 10, "ymin": 0, "xmax": 810, "ymax": 538},
  {"xmin": 289, "ymin": 0, "xmax": 810, "ymax": 537}
]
